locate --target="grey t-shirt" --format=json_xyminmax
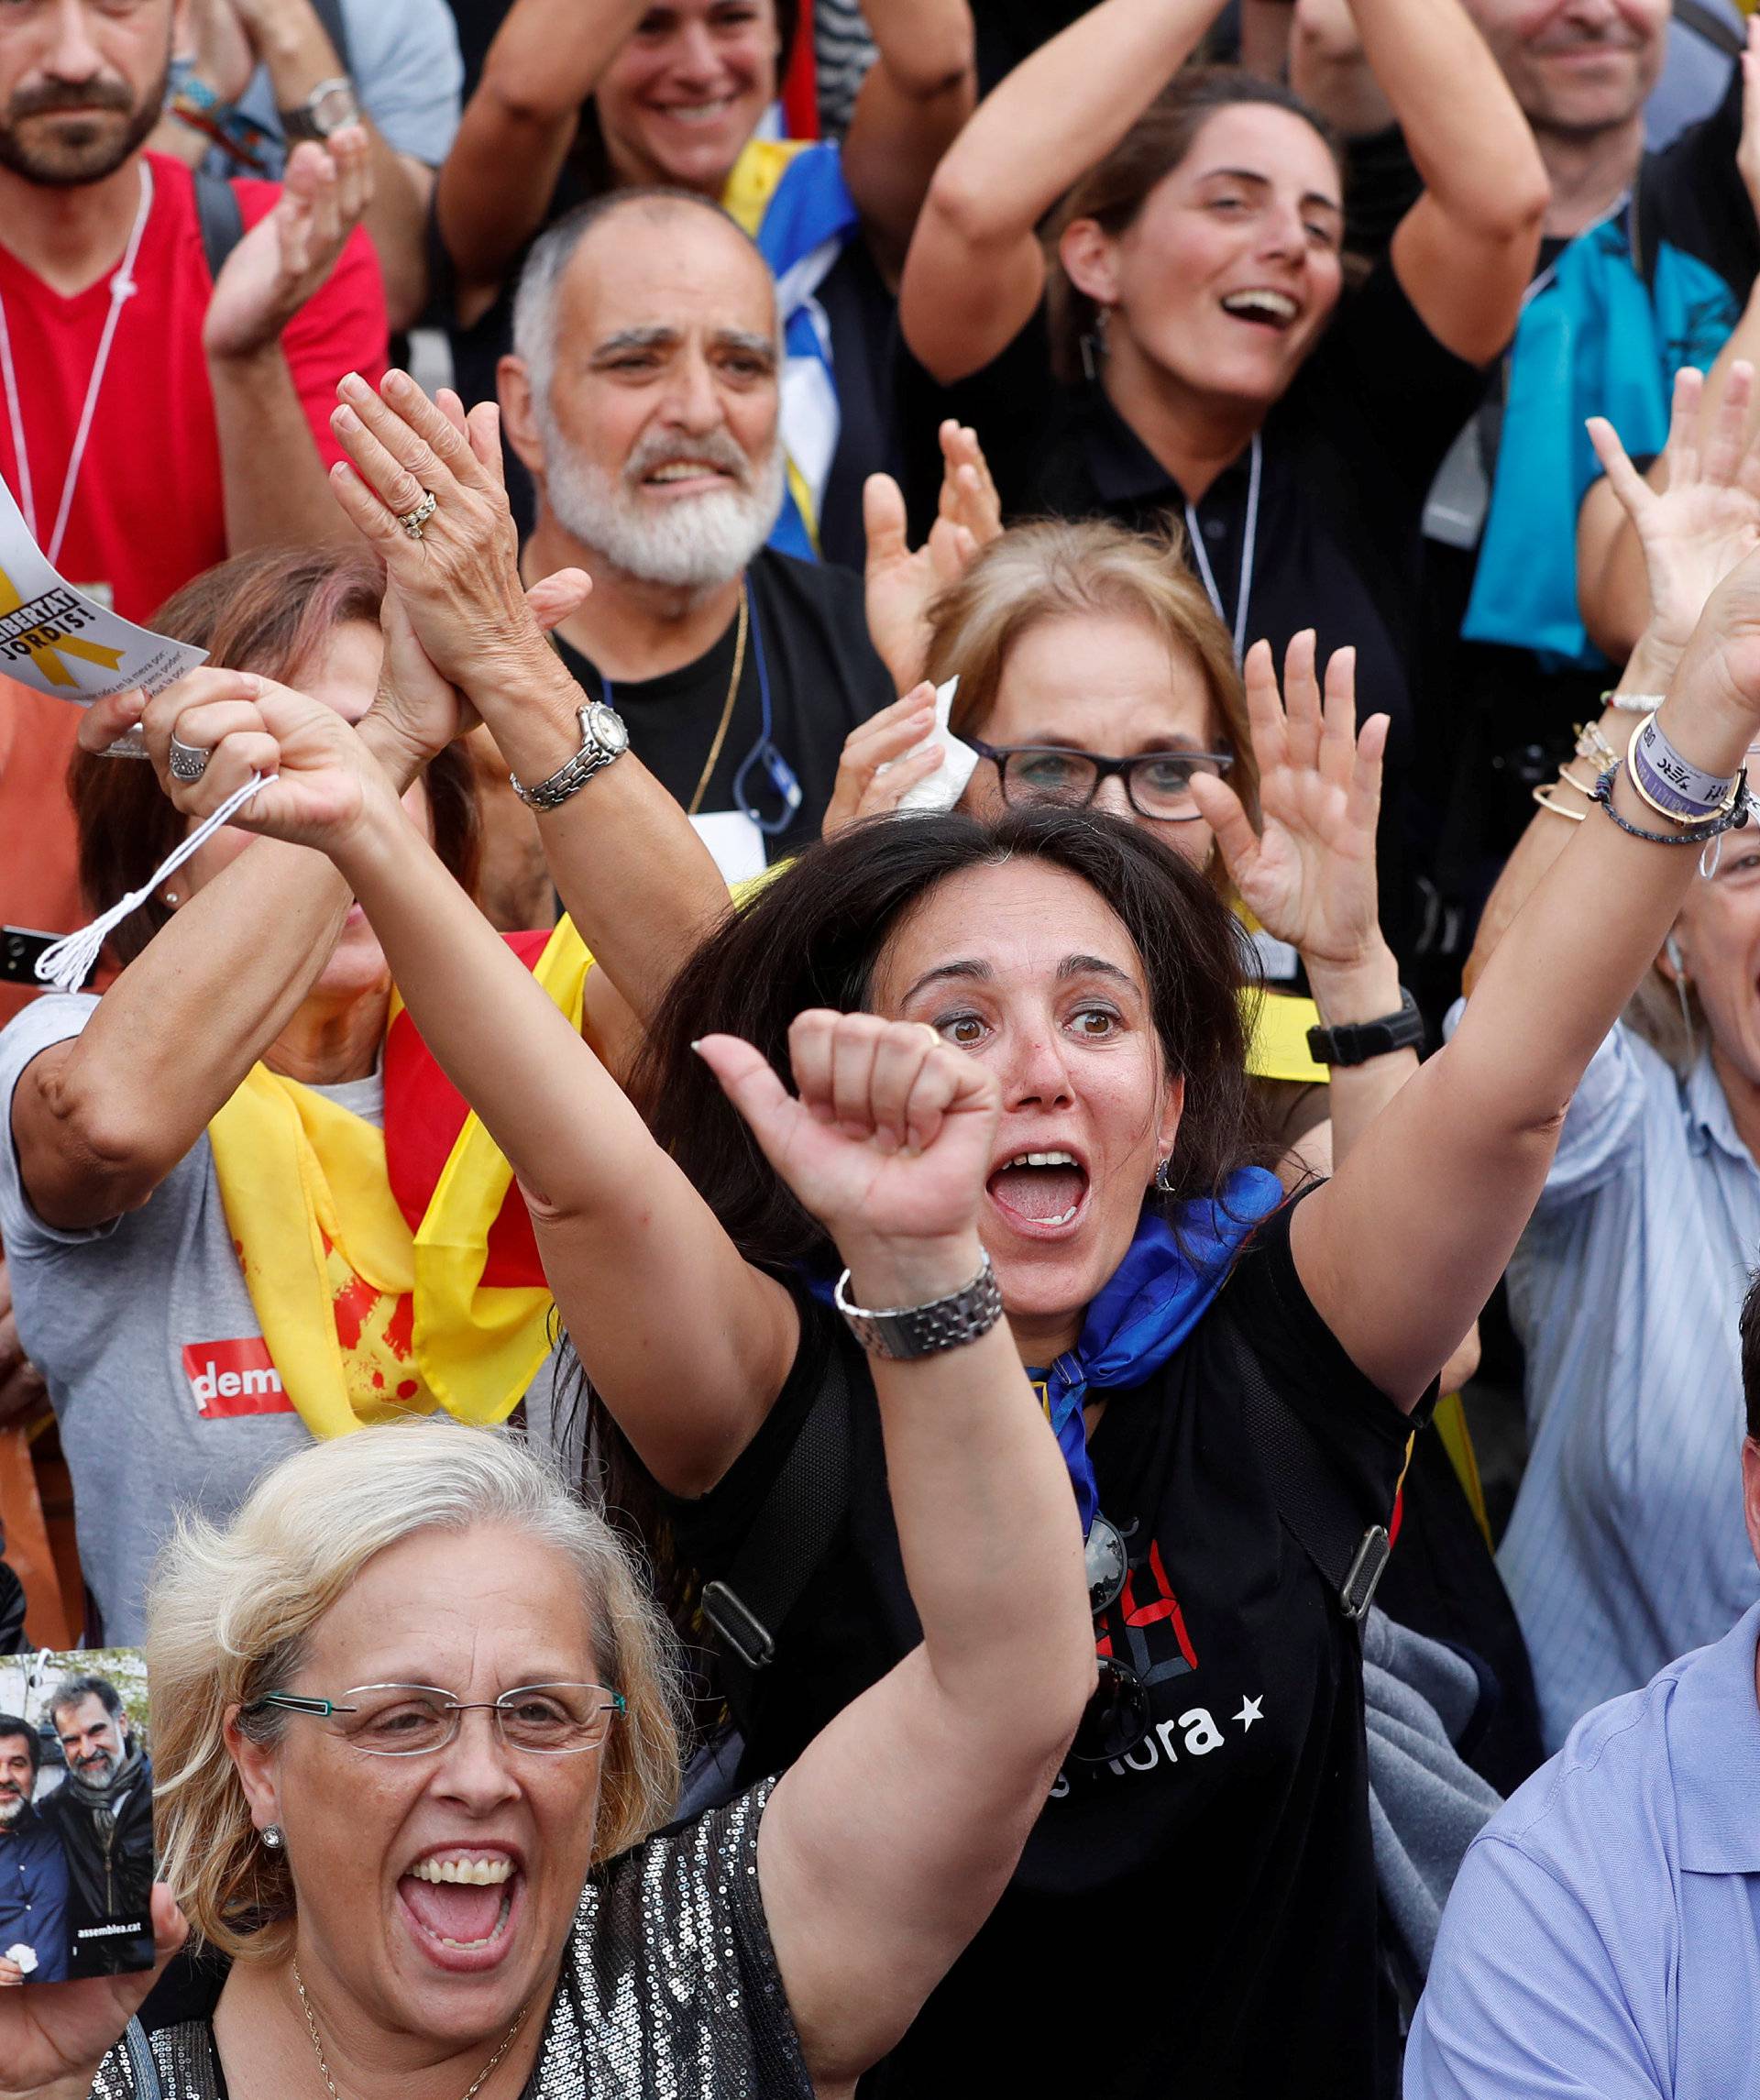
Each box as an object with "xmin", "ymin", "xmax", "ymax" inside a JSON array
[{"xmin": 0, "ymin": 995, "xmax": 574, "ymax": 1644}]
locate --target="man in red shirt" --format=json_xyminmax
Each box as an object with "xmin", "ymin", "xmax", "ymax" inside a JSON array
[{"xmin": 0, "ymin": 0, "xmax": 390, "ymax": 1028}]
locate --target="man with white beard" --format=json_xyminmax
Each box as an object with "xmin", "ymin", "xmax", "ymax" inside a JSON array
[
  {"xmin": 0, "ymin": 1714, "xmax": 69, "ymax": 1985},
  {"xmin": 499, "ymin": 187, "xmax": 895, "ymax": 879}
]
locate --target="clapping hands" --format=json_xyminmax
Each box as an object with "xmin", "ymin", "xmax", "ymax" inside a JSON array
[{"xmin": 202, "ymin": 130, "xmax": 371, "ymax": 360}]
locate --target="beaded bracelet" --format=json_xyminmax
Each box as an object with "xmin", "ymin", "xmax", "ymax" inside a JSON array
[
  {"xmin": 1574, "ymin": 721, "xmax": 1620, "ymax": 770},
  {"xmin": 1591, "ymin": 759, "xmax": 1754, "ymax": 874}
]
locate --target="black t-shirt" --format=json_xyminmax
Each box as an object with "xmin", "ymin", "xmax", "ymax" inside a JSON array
[
  {"xmin": 898, "ymin": 265, "xmax": 1484, "ymax": 967},
  {"xmin": 668, "ymin": 1195, "xmax": 1419, "ymax": 2099},
  {"xmin": 548, "ymin": 550, "xmax": 892, "ymax": 862}
]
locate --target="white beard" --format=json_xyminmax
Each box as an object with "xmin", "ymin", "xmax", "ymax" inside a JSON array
[
  {"xmin": 538, "ymin": 419, "xmax": 786, "ymax": 592},
  {"xmin": 0, "ymin": 1794, "xmax": 26, "ymax": 1825}
]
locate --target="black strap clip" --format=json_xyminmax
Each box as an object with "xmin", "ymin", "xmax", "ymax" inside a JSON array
[
  {"xmin": 701, "ymin": 1580, "xmax": 776, "ymax": 1672},
  {"xmin": 1340, "ymin": 1525, "xmax": 1392, "ymax": 1622}
]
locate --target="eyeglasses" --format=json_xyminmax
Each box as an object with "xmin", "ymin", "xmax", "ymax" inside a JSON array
[
  {"xmin": 1071, "ymin": 1513, "xmax": 1152, "ymax": 1763},
  {"xmin": 244, "ymin": 1683, "xmax": 626, "ymax": 1758},
  {"xmin": 970, "ymin": 740, "xmax": 1234, "ymax": 823}
]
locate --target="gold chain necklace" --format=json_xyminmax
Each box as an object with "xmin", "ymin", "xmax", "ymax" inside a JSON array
[
  {"xmin": 685, "ymin": 578, "xmax": 749, "ymax": 819},
  {"xmin": 291, "ymin": 1957, "xmax": 531, "ymax": 2100}
]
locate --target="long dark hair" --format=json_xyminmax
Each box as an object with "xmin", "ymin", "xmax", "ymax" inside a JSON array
[
  {"xmin": 588, "ymin": 808, "xmax": 1274, "ymax": 1672},
  {"xmin": 632, "ymin": 805, "xmax": 1271, "ymax": 1269},
  {"xmin": 1047, "ymin": 66, "xmax": 1343, "ymax": 384}
]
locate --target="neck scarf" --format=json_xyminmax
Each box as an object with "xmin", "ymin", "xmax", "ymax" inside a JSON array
[
  {"xmin": 61, "ymin": 1736, "xmax": 142, "ymax": 1814},
  {"xmin": 721, "ymin": 137, "xmax": 860, "ymax": 561},
  {"xmin": 205, "ymin": 920, "xmax": 590, "ymax": 1440},
  {"xmin": 1030, "ymin": 1168, "xmax": 1285, "ymax": 1533},
  {"xmin": 1463, "ymin": 209, "xmax": 1735, "ymax": 667}
]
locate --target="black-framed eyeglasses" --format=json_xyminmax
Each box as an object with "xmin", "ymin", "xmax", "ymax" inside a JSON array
[
  {"xmin": 1072, "ymin": 1513, "xmax": 1152, "ymax": 1763},
  {"xmin": 243, "ymin": 1682, "xmax": 626, "ymax": 1758},
  {"xmin": 969, "ymin": 740, "xmax": 1235, "ymax": 823}
]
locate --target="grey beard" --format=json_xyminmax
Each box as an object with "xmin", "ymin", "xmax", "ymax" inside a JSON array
[
  {"xmin": 0, "ymin": 1794, "xmax": 26, "ymax": 1825},
  {"xmin": 538, "ymin": 422, "xmax": 785, "ymax": 592}
]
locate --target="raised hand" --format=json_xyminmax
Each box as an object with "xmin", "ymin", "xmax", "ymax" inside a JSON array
[
  {"xmin": 325, "ymin": 370, "xmax": 573, "ymax": 709},
  {"xmin": 1190, "ymin": 632, "xmax": 1387, "ymax": 970},
  {"xmin": 1588, "ymin": 361, "xmax": 1760, "ymax": 653},
  {"xmin": 143, "ymin": 667, "xmax": 398, "ymax": 855},
  {"xmin": 0, "ymin": 1883, "xmax": 185, "ymax": 2100},
  {"xmin": 202, "ymin": 130, "xmax": 371, "ymax": 359},
  {"xmin": 821, "ymin": 685, "xmax": 949, "ymax": 838},
  {"xmin": 695, "ymin": 1013, "xmax": 1001, "ymax": 1276},
  {"xmin": 863, "ymin": 422, "xmax": 1000, "ymax": 694}
]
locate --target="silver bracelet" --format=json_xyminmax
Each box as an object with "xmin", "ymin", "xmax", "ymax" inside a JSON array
[{"xmin": 834, "ymin": 1252, "xmax": 1004, "ymax": 1359}]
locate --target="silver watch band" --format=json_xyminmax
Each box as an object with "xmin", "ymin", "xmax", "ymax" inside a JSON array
[
  {"xmin": 510, "ymin": 741, "xmax": 618, "ymax": 811},
  {"xmin": 834, "ymin": 1252, "xmax": 1004, "ymax": 1359}
]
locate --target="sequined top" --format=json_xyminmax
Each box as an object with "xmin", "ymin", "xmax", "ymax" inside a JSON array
[{"xmin": 89, "ymin": 1787, "xmax": 811, "ymax": 2100}]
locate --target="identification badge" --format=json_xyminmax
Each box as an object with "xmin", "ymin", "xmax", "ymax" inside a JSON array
[{"xmin": 0, "ymin": 477, "xmax": 204, "ymax": 702}]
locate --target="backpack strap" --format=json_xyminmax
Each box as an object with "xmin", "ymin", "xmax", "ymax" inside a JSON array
[
  {"xmin": 1221, "ymin": 1318, "xmax": 1392, "ymax": 1624},
  {"xmin": 701, "ymin": 1331, "xmax": 854, "ymax": 1715},
  {"xmin": 192, "ymin": 168, "xmax": 245, "ymax": 283},
  {"xmin": 1673, "ymin": 0, "xmax": 1744, "ymax": 60}
]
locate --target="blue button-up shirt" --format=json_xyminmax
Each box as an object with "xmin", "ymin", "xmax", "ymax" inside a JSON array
[
  {"xmin": 1499, "ymin": 1023, "xmax": 1760, "ymax": 1751},
  {"xmin": 0, "ymin": 1803, "xmax": 70, "ymax": 1982},
  {"xmin": 1408, "ymin": 1600, "xmax": 1760, "ymax": 2097}
]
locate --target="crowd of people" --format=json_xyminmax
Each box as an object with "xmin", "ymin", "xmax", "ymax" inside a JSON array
[{"xmin": 3, "ymin": 0, "xmax": 1760, "ymax": 2093}]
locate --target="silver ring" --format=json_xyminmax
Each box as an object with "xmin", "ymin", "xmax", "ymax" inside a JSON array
[
  {"xmin": 168, "ymin": 735, "xmax": 209, "ymax": 783},
  {"xmin": 397, "ymin": 489, "xmax": 438, "ymax": 540}
]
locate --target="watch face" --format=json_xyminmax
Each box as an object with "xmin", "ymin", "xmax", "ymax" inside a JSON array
[
  {"xmin": 312, "ymin": 81, "xmax": 361, "ymax": 134},
  {"xmin": 586, "ymin": 702, "xmax": 629, "ymax": 755}
]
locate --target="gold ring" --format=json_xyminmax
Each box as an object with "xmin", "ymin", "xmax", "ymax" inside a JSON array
[{"xmin": 397, "ymin": 489, "xmax": 438, "ymax": 540}]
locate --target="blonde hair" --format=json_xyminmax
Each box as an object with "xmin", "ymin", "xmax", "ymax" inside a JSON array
[
  {"xmin": 925, "ymin": 515, "xmax": 1260, "ymax": 852},
  {"xmin": 148, "ymin": 1422, "xmax": 684, "ymax": 1963}
]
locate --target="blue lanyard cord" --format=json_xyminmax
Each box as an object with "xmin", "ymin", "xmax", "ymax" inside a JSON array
[{"xmin": 600, "ymin": 588, "xmax": 802, "ymax": 834}]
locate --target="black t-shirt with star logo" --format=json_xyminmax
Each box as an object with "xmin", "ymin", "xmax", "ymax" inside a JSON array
[{"xmin": 664, "ymin": 1193, "xmax": 1418, "ymax": 2098}]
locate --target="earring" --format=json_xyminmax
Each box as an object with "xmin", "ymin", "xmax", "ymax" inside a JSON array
[
  {"xmin": 1153, "ymin": 1157, "xmax": 1176, "ymax": 1194},
  {"xmin": 162, "ymin": 890, "xmax": 178, "ymax": 907},
  {"xmin": 1079, "ymin": 305, "xmax": 1112, "ymax": 383},
  {"xmin": 260, "ymin": 1824, "xmax": 284, "ymax": 1850}
]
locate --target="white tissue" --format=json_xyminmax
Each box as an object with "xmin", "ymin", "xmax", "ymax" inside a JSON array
[
  {"xmin": 890, "ymin": 676, "xmax": 979, "ymax": 815},
  {"xmin": 6, "ymin": 1942, "xmax": 37, "ymax": 1973}
]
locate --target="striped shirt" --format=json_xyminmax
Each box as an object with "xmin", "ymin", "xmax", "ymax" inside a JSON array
[
  {"xmin": 814, "ymin": 0, "xmax": 875, "ymax": 138},
  {"xmin": 1499, "ymin": 1021, "xmax": 1760, "ymax": 1752}
]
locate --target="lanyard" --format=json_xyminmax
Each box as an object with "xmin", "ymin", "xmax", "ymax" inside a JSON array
[
  {"xmin": 602, "ymin": 588, "xmax": 803, "ymax": 835},
  {"xmin": 1183, "ymin": 429, "xmax": 1261, "ymax": 665},
  {"xmin": 0, "ymin": 159, "xmax": 154, "ymax": 568}
]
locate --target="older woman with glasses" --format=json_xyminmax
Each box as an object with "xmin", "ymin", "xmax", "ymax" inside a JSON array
[
  {"xmin": 1, "ymin": 1147, "xmax": 1091, "ymax": 2095},
  {"xmin": 829, "ymin": 513, "xmax": 1417, "ymax": 1180}
]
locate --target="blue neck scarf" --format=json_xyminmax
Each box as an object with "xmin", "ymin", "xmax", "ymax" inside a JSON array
[
  {"xmin": 808, "ymin": 1167, "xmax": 1284, "ymax": 1534},
  {"xmin": 1029, "ymin": 1167, "xmax": 1284, "ymax": 1534}
]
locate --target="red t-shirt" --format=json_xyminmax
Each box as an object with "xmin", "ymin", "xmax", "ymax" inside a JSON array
[
  {"xmin": 0, "ymin": 152, "xmax": 388, "ymax": 622},
  {"xmin": 0, "ymin": 154, "xmax": 387, "ymax": 1021}
]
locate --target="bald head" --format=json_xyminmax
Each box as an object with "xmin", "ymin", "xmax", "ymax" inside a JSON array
[{"xmin": 501, "ymin": 185, "xmax": 786, "ymax": 588}]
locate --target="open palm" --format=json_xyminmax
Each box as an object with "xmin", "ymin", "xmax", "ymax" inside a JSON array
[
  {"xmin": 1589, "ymin": 361, "xmax": 1760, "ymax": 652},
  {"xmin": 1191, "ymin": 633, "xmax": 1387, "ymax": 968},
  {"xmin": 697, "ymin": 1012, "xmax": 1001, "ymax": 1251}
]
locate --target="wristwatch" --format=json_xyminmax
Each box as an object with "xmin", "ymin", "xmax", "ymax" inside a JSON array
[
  {"xmin": 1305, "ymin": 987, "xmax": 1425, "ymax": 1067},
  {"xmin": 834, "ymin": 1254, "xmax": 1005, "ymax": 1359},
  {"xmin": 509, "ymin": 701, "xmax": 630, "ymax": 811},
  {"xmin": 279, "ymin": 76, "xmax": 361, "ymax": 144}
]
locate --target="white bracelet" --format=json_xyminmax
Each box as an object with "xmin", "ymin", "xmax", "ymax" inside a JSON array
[{"xmin": 1603, "ymin": 689, "xmax": 1666, "ymax": 715}]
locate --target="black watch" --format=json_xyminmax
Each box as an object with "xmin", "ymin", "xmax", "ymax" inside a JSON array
[{"xmin": 1305, "ymin": 987, "xmax": 1424, "ymax": 1067}]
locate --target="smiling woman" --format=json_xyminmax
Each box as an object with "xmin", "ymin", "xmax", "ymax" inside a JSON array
[{"xmin": 896, "ymin": 0, "xmax": 1550, "ymax": 962}]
